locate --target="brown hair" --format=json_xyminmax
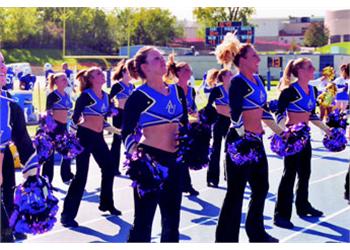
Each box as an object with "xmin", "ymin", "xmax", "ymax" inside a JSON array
[
  {"xmin": 133, "ymin": 46, "xmax": 156, "ymax": 80},
  {"xmin": 165, "ymin": 53, "xmax": 189, "ymax": 81},
  {"xmin": 280, "ymin": 58, "xmax": 311, "ymax": 88},
  {"xmin": 340, "ymin": 63, "xmax": 350, "ymax": 79},
  {"xmin": 112, "ymin": 59, "xmax": 127, "ymax": 81},
  {"xmin": 217, "ymin": 69, "xmax": 231, "ymax": 83},
  {"xmin": 126, "ymin": 58, "xmax": 138, "ymax": 79},
  {"xmin": 76, "ymin": 66, "xmax": 101, "ymax": 91},
  {"xmin": 48, "ymin": 72, "xmax": 66, "ymax": 91}
]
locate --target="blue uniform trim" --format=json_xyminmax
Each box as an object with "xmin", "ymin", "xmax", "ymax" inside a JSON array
[
  {"xmin": 82, "ymin": 89, "xmax": 109, "ymax": 117},
  {"xmin": 137, "ymin": 84, "xmax": 183, "ymax": 129},
  {"xmin": 22, "ymin": 153, "xmax": 40, "ymax": 174},
  {"xmin": 239, "ymin": 73, "xmax": 267, "ymax": 110},
  {"xmin": 115, "ymin": 81, "xmax": 134, "ymax": 100},
  {"xmin": 287, "ymin": 82, "xmax": 316, "ymax": 113},
  {"xmin": 50, "ymin": 90, "xmax": 73, "ymax": 110},
  {"xmin": 185, "ymin": 86, "xmax": 197, "ymax": 112},
  {"xmin": 215, "ymin": 84, "xmax": 229, "ymax": 106}
]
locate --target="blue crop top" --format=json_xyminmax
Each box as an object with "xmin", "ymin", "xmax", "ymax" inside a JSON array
[
  {"xmin": 46, "ymin": 90, "xmax": 73, "ymax": 111},
  {"xmin": 72, "ymin": 88, "xmax": 110, "ymax": 125},
  {"xmin": 276, "ymin": 82, "xmax": 319, "ymax": 123},
  {"xmin": 109, "ymin": 81, "xmax": 135, "ymax": 100},
  {"xmin": 121, "ymin": 83, "xmax": 188, "ymax": 153},
  {"xmin": 229, "ymin": 73, "xmax": 273, "ymax": 129}
]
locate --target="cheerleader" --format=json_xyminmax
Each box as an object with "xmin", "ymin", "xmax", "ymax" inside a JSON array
[
  {"xmin": 41, "ymin": 73, "xmax": 74, "ymax": 184},
  {"xmin": 334, "ymin": 64, "xmax": 349, "ymax": 112},
  {"xmin": 274, "ymin": 58, "xmax": 331, "ymax": 229},
  {"xmin": 215, "ymin": 34, "xmax": 282, "ymax": 243},
  {"xmin": 60, "ymin": 67, "xmax": 121, "ymax": 228},
  {"xmin": 205, "ymin": 69, "xmax": 233, "ymax": 188},
  {"xmin": 109, "ymin": 59, "xmax": 135, "ymax": 176},
  {"xmin": 122, "ymin": 46, "xmax": 188, "ymax": 242},
  {"xmin": 1, "ymin": 51, "xmax": 38, "ymax": 242},
  {"xmin": 166, "ymin": 54, "xmax": 199, "ymax": 196}
]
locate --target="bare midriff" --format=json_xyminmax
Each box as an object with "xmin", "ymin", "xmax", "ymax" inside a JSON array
[
  {"xmin": 216, "ymin": 105, "xmax": 231, "ymax": 118},
  {"xmin": 79, "ymin": 115, "xmax": 104, "ymax": 133},
  {"xmin": 141, "ymin": 123, "xmax": 179, "ymax": 153}
]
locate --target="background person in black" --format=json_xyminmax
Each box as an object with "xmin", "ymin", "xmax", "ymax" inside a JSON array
[
  {"xmin": 109, "ymin": 59, "xmax": 135, "ymax": 176},
  {"xmin": 274, "ymin": 58, "xmax": 331, "ymax": 229},
  {"xmin": 122, "ymin": 46, "xmax": 188, "ymax": 242},
  {"xmin": 60, "ymin": 67, "xmax": 121, "ymax": 228},
  {"xmin": 205, "ymin": 68, "xmax": 233, "ymax": 188},
  {"xmin": 42, "ymin": 72, "xmax": 74, "ymax": 184},
  {"xmin": 215, "ymin": 41, "xmax": 282, "ymax": 243},
  {"xmin": 165, "ymin": 54, "xmax": 199, "ymax": 196},
  {"xmin": 1, "ymin": 51, "xmax": 36, "ymax": 242}
]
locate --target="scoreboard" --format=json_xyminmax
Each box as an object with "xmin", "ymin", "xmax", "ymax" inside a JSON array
[{"xmin": 205, "ymin": 21, "xmax": 255, "ymax": 46}]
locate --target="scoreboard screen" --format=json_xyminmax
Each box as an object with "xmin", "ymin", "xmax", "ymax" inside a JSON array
[{"xmin": 205, "ymin": 21, "xmax": 255, "ymax": 46}]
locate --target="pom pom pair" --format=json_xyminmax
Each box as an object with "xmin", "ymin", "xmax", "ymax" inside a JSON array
[
  {"xmin": 9, "ymin": 175, "xmax": 59, "ymax": 235},
  {"xmin": 38, "ymin": 112, "xmax": 57, "ymax": 133},
  {"xmin": 227, "ymin": 132, "xmax": 263, "ymax": 166},
  {"xmin": 33, "ymin": 131, "xmax": 54, "ymax": 163},
  {"xmin": 124, "ymin": 149, "xmax": 169, "ymax": 197},
  {"xmin": 270, "ymin": 122, "xmax": 310, "ymax": 157}
]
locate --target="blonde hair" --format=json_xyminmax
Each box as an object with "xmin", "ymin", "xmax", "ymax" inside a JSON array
[
  {"xmin": 215, "ymin": 32, "xmax": 254, "ymax": 69},
  {"xmin": 206, "ymin": 68, "xmax": 219, "ymax": 87},
  {"xmin": 280, "ymin": 58, "xmax": 311, "ymax": 89},
  {"xmin": 48, "ymin": 72, "xmax": 66, "ymax": 91}
]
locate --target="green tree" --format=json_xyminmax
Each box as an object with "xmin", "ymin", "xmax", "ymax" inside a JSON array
[
  {"xmin": 304, "ymin": 23, "xmax": 329, "ymax": 47},
  {"xmin": 1, "ymin": 8, "xmax": 42, "ymax": 48},
  {"xmin": 193, "ymin": 7, "xmax": 256, "ymax": 37},
  {"xmin": 131, "ymin": 8, "xmax": 184, "ymax": 46}
]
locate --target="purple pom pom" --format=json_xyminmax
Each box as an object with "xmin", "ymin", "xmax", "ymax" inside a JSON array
[
  {"xmin": 124, "ymin": 149, "xmax": 168, "ymax": 197},
  {"xmin": 177, "ymin": 123, "xmax": 211, "ymax": 170},
  {"xmin": 33, "ymin": 131, "xmax": 54, "ymax": 163},
  {"xmin": 326, "ymin": 109, "xmax": 348, "ymax": 129},
  {"xmin": 9, "ymin": 175, "xmax": 59, "ymax": 235},
  {"xmin": 227, "ymin": 132, "xmax": 263, "ymax": 166},
  {"xmin": 270, "ymin": 122, "xmax": 310, "ymax": 157},
  {"xmin": 55, "ymin": 132, "xmax": 84, "ymax": 159},
  {"xmin": 38, "ymin": 112, "xmax": 57, "ymax": 133},
  {"xmin": 323, "ymin": 128, "xmax": 347, "ymax": 152}
]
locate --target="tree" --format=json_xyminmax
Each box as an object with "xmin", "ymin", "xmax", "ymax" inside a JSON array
[
  {"xmin": 193, "ymin": 7, "xmax": 255, "ymax": 37},
  {"xmin": 304, "ymin": 23, "xmax": 329, "ymax": 47}
]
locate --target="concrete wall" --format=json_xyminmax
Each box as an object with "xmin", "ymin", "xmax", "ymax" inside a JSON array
[{"xmin": 325, "ymin": 9, "xmax": 350, "ymax": 41}]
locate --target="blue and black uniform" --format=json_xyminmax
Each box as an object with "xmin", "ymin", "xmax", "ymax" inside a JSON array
[
  {"xmin": 206, "ymin": 84, "xmax": 231, "ymax": 187},
  {"xmin": 42, "ymin": 90, "xmax": 74, "ymax": 183},
  {"xmin": 109, "ymin": 81, "xmax": 135, "ymax": 175},
  {"xmin": 274, "ymin": 82, "xmax": 321, "ymax": 221},
  {"xmin": 61, "ymin": 88, "xmax": 117, "ymax": 224},
  {"xmin": 122, "ymin": 83, "xmax": 188, "ymax": 242},
  {"xmin": 1, "ymin": 90, "xmax": 37, "ymax": 241},
  {"xmin": 216, "ymin": 73, "xmax": 274, "ymax": 243}
]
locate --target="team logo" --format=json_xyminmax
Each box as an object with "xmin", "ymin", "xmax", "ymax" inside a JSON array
[
  {"xmin": 101, "ymin": 103, "xmax": 107, "ymax": 112},
  {"xmin": 166, "ymin": 100, "xmax": 176, "ymax": 114},
  {"xmin": 307, "ymin": 99, "xmax": 313, "ymax": 109}
]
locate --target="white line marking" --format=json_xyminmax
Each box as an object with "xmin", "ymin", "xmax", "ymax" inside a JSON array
[{"xmin": 280, "ymin": 206, "xmax": 350, "ymax": 243}]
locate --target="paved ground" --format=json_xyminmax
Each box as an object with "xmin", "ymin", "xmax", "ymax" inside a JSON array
[{"xmin": 11, "ymin": 123, "xmax": 349, "ymax": 244}]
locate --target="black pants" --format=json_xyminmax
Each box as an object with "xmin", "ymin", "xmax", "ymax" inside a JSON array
[
  {"xmin": 61, "ymin": 126, "xmax": 115, "ymax": 221},
  {"xmin": 42, "ymin": 121, "xmax": 73, "ymax": 183},
  {"xmin": 110, "ymin": 108, "xmax": 123, "ymax": 174},
  {"xmin": 128, "ymin": 144, "xmax": 182, "ymax": 242},
  {"xmin": 1, "ymin": 146, "xmax": 16, "ymax": 235},
  {"xmin": 180, "ymin": 163, "xmax": 194, "ymax": 192},
  {"xmin": 344, "ymin": 164, "xmax": 349, "ymax": 200},
  {"xmin": 216, "ymin": 135, "xmax": 269, "ymax": 242},
  {"xmin": 274, "ymin": 140, "xmax": 313, "ymax": 220},
  {"xmin": 207, "ymin": 114, "xmax": 230, "ymax": 186}
]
